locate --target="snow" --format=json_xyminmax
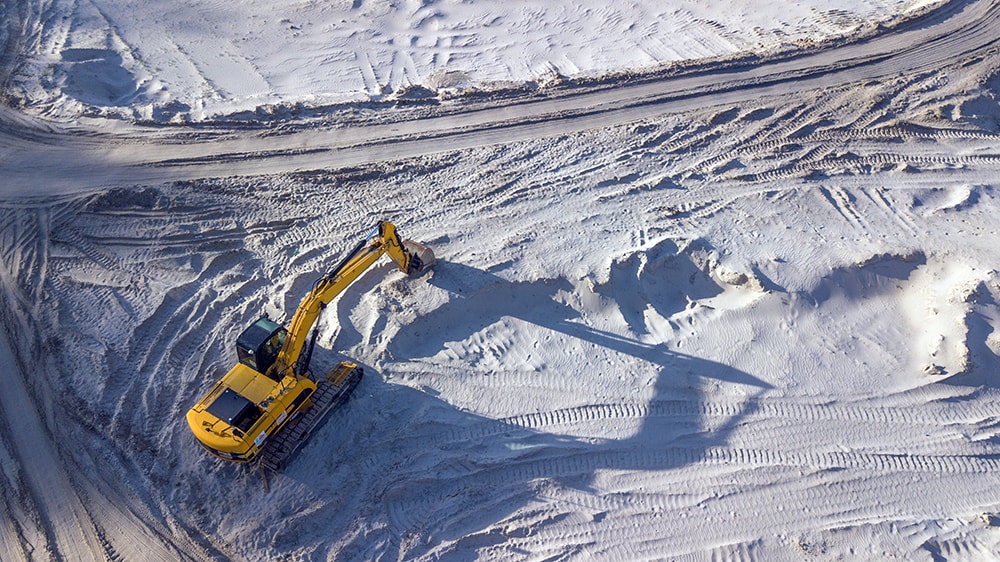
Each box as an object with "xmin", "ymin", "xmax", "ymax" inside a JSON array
[
  {"xmin": 12, "ymin": 0, "xmax": 940, "ymax": 121},
  {"xmin": 3, "ymin": 0, "xmax": 1000, "ymax": 560}
]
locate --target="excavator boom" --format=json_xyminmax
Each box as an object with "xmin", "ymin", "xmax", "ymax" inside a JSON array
[
  {"xmin": 273, "ymin": 222, "xmax": 432, "ymax": 378},
  {"xmin": 185, "ymin": 221, "xmax": 433, "ymax": 468}
]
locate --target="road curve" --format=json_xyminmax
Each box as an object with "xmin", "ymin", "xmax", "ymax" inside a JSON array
[{"xmin": 1, "ymin": 0, "xmax": 998, "ymax": 198}]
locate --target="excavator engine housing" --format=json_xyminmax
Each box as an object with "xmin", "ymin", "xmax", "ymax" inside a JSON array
[{"xmin": 186, "ymin": 221, "xmax": 433, "ymax": 469}]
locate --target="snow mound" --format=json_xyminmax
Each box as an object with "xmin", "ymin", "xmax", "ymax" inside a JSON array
[{"xmin": 597, "ymin": 238, "xmax": 766, "ymax": 342}]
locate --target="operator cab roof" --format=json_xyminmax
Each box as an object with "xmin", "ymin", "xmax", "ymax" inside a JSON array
[{"xmin": 237, "ymin": 317, "xmax": 282, "ymax": 352}]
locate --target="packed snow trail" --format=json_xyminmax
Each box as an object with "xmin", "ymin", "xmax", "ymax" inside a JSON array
[{"xmin": 2, "ymin": 0, "xmax": 999, "ymax": 198}]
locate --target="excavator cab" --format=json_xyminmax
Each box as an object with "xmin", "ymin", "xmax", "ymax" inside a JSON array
[
  {"xmin": 188, "ymin": 221, "xmax": 433, "ymax": 467},
  {"xmin": 236, "ymin": 317, "xmax": 288, "ymax": 378}
]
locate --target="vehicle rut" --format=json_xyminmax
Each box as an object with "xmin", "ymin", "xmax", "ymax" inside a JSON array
[{"xmin": 2, "ymin": 1, "xmax": 1000, "ymax": 196}]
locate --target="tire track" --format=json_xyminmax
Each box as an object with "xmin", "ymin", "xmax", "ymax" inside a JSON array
[
  {"xmin": 0, "ymin": 312, "xmax": 108, "ymax": 561},
  {"xmin": 51, "ymin": 224, "xmax": 125, "ymax": 271},
  {"xmin": 866, "ymin": 186, "xmax": 921, "ymax": 237},
  {"xmin": 431, "ymin": 394, "xmax": 996, "ymax": 447},
  {"xmin": 0, "ymin": 394, "xmax": 42, "ymax": 562},
  {"xmin": 730, "ymin": 150, "xmax": 1000, "ymax": 184},
  {"xmin": 0, "ymin": 199, "xmax": 217, "ymax": 561},
  {"xmin": 5, "ymin": 0, "xmax": 1000, "ymax": 195},
  {"xmin": 689, "ymin": 121, "xmax": 998, "ymax": 177},
  {"xmin": 383, "ymin": 442, "xmax": 1000, "ymax": 554},
  {"xmin": 610, "ymin": 115, "xmax": 997, "ymax": 233},
  {"xmin": 819, "ymin": 186, "xmax": 866, "ymax": 229},
  {"xmin": 113, "ymin": 248, "xmax": 262, "ymax": 432},
  {"xmin": 501, "ymin": 464, "xmax": 1000, "ymax": 561},
  {"xmin": 2, "ymin": 3, "xmax": 1000, "ymax": 560}
]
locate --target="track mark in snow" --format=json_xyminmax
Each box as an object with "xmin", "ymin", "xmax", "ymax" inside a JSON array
[
  {"xmin": 356, "ymin": 48, "xmax": 379, "ymax": 94},
  {"xmin": 429, "ymin": 394, "xmax": 997, "ymax": 446},
  {"xmin": 4, "ymin": 2, "xmax": 1000, "ymax": 560},
  {"xmin": 0, "ymin": 196, "xmax": 215, "ymax": 561},
  {"xmin": 52, "ymin": 223, "xmax": 126, "ymax": 271},
  {"xmin": 7, "ymin": 0, "xmax": 1000, "ymax": 194},
  {"xmin": 819, "ymin": 186, "xmax": 866, "ymax": 229},
  {"xmin": 0, "ymin": 317, "xmax": 108, "ymax": 560},
  {"xmin": 867, "ymin": 187, "xmax": 921, "ymax": 237}
]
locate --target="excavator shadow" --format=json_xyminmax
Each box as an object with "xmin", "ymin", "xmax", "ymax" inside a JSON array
[{"xmin": 275, "ymin": 261, "xmax": 774, "ymax": 558}]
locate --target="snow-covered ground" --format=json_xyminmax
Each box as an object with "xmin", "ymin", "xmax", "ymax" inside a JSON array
[
  {"xmin": 10, "ymin": 0, "xmax": 939, "ymax": 121},
  {"xmin": 3, "ymin": 0, "xmax": 1000, "ymax": 560}
]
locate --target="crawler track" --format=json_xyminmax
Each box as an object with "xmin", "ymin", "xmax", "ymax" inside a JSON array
[{"xmin": 258, "ymin": 365, "xmax": 363, "ymax": 473}]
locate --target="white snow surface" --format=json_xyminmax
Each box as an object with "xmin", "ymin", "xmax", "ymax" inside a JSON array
[
  {"xmin": 12, "ymin": 0, "xmax": 938, "ymax": 120},
  {"xmin": 4, "ymin": 0, "xmax": 1000, "ymax": 561}
]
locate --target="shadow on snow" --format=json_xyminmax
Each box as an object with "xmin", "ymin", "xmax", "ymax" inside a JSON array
[{"xmin": 284, "ymin": 259, "xmax": 774, "ymax": 559}]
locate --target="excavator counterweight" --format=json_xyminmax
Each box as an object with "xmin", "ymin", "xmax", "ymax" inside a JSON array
[{"xmin": 185, "ymin": 221, "xmax": 433, "ymax": 468}]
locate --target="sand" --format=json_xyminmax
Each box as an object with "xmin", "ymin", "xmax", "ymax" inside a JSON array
[{"xmin": 3, "ymin": 0, "xmax": 1000, "ymax": 560}]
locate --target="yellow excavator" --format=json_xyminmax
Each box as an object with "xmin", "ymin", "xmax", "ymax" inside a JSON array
[{"xmin": 186, "ymin": 221, "xmax": 434, "ymax": 470}]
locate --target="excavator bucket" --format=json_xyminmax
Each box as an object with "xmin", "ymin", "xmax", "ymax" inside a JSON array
[{"xmin": 403, "ymin": 239, "xmax": 435, "ymax": 276}]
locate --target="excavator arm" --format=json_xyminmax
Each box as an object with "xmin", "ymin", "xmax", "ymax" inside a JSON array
[
  {"xmin": 186, "ymin": 220, "xmax": 433, "ymax": 465},
  {"xmin": 269, "ymin": 221, "xmax": 433, "ymax": 379}
]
